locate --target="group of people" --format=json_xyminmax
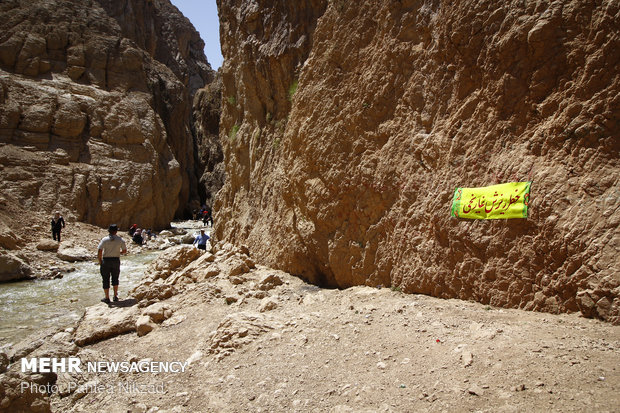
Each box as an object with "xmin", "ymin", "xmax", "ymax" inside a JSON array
[
  {"xmin": 196, "ymin": 205, "xmax": 213, "ymax": 227},
  {"xmin": 128, "ymin": 224, "xmax": 154, "ymax": 246},
  {"xmin": 49, "ymin": 210, "xmax": 211, "ymax": 306}
]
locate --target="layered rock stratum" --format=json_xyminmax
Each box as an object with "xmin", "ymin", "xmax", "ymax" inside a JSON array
[
  {"xmin": 215, "ymin": 0, "xmax": 619, "ymax": 322},
  {"xmin": 0, "ymin": 0, "xmax": 216, "ymax": 230}
]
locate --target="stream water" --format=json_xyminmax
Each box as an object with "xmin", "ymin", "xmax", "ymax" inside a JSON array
[
  {"xmin": 0, "ymin": 221, "xmax": 207, "ymax": 348},
  {"xmin": 0, "ymin": 251, "xmax": 159, "ymax": 347}
]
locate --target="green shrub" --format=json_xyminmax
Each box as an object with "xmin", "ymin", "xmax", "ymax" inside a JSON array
[
  {"xmin": 229, "ymin": 124, "xmax": 240, "ymax": 141},
  {"xmin": 288, "ymin": 80, "xmax": 298, "ymax": 101}
]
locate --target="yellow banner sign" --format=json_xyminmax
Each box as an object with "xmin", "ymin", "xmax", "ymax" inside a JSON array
[{"xmin": 451, "ymin": 182, "xmax": 531, "ymax": 219}]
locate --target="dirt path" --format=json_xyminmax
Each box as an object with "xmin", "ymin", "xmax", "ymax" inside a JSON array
[{"xmin": 50, "ymin": 257, "xmax": 620, "ymax": 412}]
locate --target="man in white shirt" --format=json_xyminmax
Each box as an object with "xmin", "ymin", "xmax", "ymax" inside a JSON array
[{"xmin": 97, "ymin": 224, "xmax": 127, "ymax": 304}]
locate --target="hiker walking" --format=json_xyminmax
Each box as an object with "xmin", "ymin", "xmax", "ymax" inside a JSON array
[
  {"xmin": 97, "ymin": 224, "xmax": 127, "ymax": 304},
  {"xmin": 193, "ymin": 229, "xmax": 210, "ymax": 251},
  {"xmin": 202, "ymin": 207, "xmax": 213, "ymax": 227},
  {"xmin": 51, "ymin": 212, "xmax": 66, "ymax": 242}
]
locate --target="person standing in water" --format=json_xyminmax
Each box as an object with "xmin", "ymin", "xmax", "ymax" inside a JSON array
[
  {"xmin": 51, "ymin": 212, "xmax": 65, "ymax": 242},
  {"xmin": 97, "ymin": 224, "xmax": 127, "ymax": 304}
]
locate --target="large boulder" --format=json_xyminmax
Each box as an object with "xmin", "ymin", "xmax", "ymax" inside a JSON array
[
  {"xmin": 36, "ymin": 239, "xmax": 59, "ymax": 252},
  {"xmin": 0, "ymin": 251, "xmax": 33, "ymax": 282},
  {"xmin": 73, "ymin": 304, "xmax": 139, "ymax": 346},
  {"xmin": 56, "ymin": 245, "xmax": 91, "ymax": 262}
]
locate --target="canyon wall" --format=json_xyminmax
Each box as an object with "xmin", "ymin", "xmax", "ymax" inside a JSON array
[
  {"xmin": 193, "ymin": 72, "xmax": 225, "ymax": 211},
  {"xmin": 215, "ymin": 0, "xmax": 619, "ymax": 322},
  {"xmin": 0, "ymin": 0, "xmax": 216, "ymax": 229}
]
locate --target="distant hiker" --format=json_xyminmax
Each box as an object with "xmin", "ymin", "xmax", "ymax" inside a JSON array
[
  {"xmin": 202, "ymin": 207, "xmax": 213, "ymax": 227},
  {"xmin": 97, "ymin": 224, "xmax": 127, "ymax": 304},
  {"xmin": 128, "ymin": 224, "xmax": 138, "ymax": 237},
  {"xmin": 193, "ymin": 229, "xmax": 210, "ymax": 250},
  {"xmin": 132, "ymin": 228, "xmax": 145, "ymax": 245},
  {"xmin": 145, "ymin": 228, "xmax": 152, "ymax": 240},
  {"xmin": 51, "ymin": 212, "xmax": 66, "ymax": 242}
]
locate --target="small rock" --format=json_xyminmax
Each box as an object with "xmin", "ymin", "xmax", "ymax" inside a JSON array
[
  {"xmin": 136, "ymin": 315, "xmax": 156, "ymax": 337},
  {"xmin": 468, "ymin": 384, "xmax": 484, "ymax": 396},
  {"xmin": 259, "ymin": 297, "xmax": 278, "ymax": 312},
  {"xmin": 461, "ymin": 351, "xmax": 474, "ymax": 367},
  {"xmin": 186, "ymin": 351, "xmax": 203, "ymax": 366},
  {"xmin": 226, "ymin": 296, "xmax": 238, "ymax": 305},
  {"xmin": 229, "ymin": 275, "xmax": 246, "ymax": 285},
  {"xmin": 376, "ymin": 362, "xmax": 387, "ymax": 369},
  {"xmin": 257, "ymin": 273, "xmax": 284, "ymax": 291}
]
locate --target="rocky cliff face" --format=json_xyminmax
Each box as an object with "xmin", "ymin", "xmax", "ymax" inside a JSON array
[
  {"xmin": 215, "ymin": 0, "xmax": 619, "ymax": 323},
  {"xmin": 193, "ymin": 73, "xmax": 225, "ymax": 211},
  {"xmin": 0, "ymin": 0, "xmax": 216, "ymax": 229}
]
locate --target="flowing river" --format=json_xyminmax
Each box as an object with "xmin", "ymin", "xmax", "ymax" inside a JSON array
[{"xmin": 0, "ymin": 221, "xmax": 207, "ymax": 348}]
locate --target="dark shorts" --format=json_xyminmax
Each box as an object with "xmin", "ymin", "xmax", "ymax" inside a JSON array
[
  {"xmin": 197, "ymin": 244, "xmax": 206, "ymax": 250},
  {"xmin": 100, "ymin": 257, "xmax": 120, "ymax": 289}
]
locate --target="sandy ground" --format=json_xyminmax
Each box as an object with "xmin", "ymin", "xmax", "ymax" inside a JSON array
[{"xmin": 50, "ymin": 262, "xmax": 620, "ymax": 413}]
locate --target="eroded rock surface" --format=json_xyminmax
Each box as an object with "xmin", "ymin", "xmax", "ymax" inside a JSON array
[
  {"xmin": 0, "ymin": 0, "xmax": 217, "ymax": 228},
  {"xmin": 215, "ymin": 0, "xmax": 620, "ymax": 322}
]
